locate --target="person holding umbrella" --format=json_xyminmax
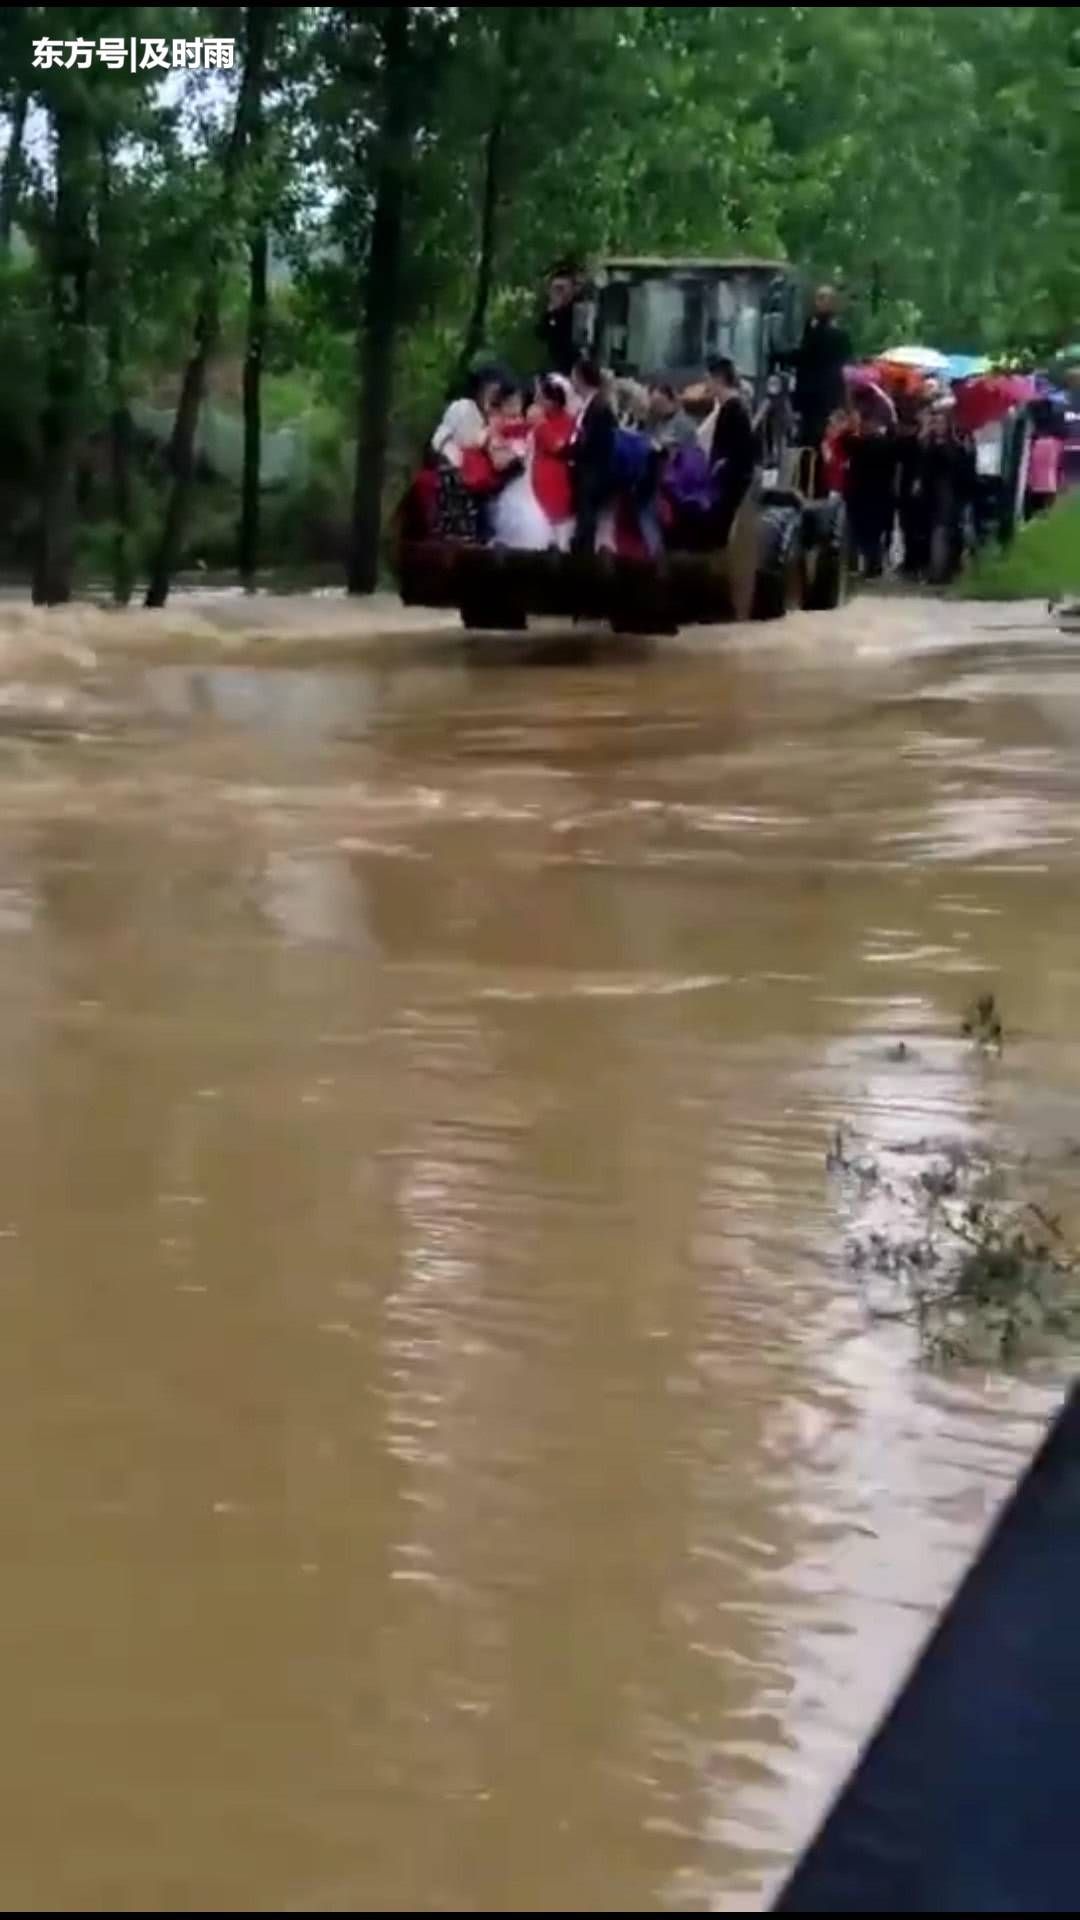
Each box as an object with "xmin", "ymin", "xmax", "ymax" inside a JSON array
[{"xmin": 953, "ymin": 371, "xmax": 1038, "ymax": 544}]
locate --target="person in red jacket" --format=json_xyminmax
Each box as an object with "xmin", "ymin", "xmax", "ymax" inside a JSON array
[
  {"xmin": 531, "ymin": 375, "xmax": 575, "ymax": 545},
  {"xmin": 821, "ymin": 406, "xmax": 854, "ymax": 496}
]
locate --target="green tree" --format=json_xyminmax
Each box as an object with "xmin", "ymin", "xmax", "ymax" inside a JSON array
[
  {"xmin": 238, "ymin": 6, "xmax": 287, "ymax": 589},
  {"xmin": 0, "ymin": 93, "xmax": 29, "ymax": 256},
  {"xmin": 444, "ymin": 7, "xmax": 632, "ymax": 383},
  {"xmin": 29, "ymin": 12, "xmax": 101, "ymax": 604},
  {"xmin": 97, "ymin": 132, "xmax": 134, "ymax": 603},
  {"xmin": 0, "ymin": 9, "xmax": 33, "ymax": 254},
  {"xmin": 316, "ymin": 5, "xmax": 457, "ymax": 595},
  {"xmin": 146, "ymin": 5, "xmax": 271, "ymax": 606}
]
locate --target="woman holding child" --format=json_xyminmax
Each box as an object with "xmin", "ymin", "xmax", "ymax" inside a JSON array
[
  {"xmin": 430, "ymin": 367, "xmax": 502, "ymax": 539},
  {"xmin": 430, "ymin": 368, "xmax": 579, "ymax": 550}
]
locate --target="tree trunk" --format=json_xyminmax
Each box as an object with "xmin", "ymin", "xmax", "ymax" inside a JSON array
[
  {"xmin": 454, "ymin": 109, "xmax": 506, "ymax": 387},
  {"xmin": 0, "ymin": 86, "xmax": 28, "ymax": 255},
  {"xmin": 347, "ymin": 7, "xmax": 415, "ymax": 597},
  {"xmin": 32, "ymin": 109, "xmax": 92, "ymax": 607},
  {"xmin": 239, "ymin": 10, "xmax": 276, "ymax": 591},
  {"xmin": 870, "ymin": 258, "xmax": 883, "ymax": 318},
  {"xmin": 143, "ymin": 299, "xmax": 217, "ymax": 608},
  {"xmin": 452, "ymin": 12, "xmax": 522, "ymax": 395},
  {"xmin": 145, "ymin": 7, "xmax": 269, "ymax": 609},
  {"xmin": 99, "ymin": 138, "xmax": 133, "ymax": 605},
  {"xmin": 239, "ymin": 223, "xmax": 268, "ymax": 590},
  {"xmin": 108, "ymin": 384, "xmax": 135, "ymax": 606}
]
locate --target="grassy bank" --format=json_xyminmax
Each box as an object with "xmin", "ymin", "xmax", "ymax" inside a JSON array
[{"xmin": 964, "ymin": 495, "xmax": 1080, "ymax": 601}]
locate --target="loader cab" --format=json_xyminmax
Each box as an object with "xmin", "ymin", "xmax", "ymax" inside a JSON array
[{"xmin": 577, "ymin": 257, "xmax": 802, "ymax": 403}]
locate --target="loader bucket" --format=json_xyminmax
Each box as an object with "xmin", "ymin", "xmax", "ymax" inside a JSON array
[{"xmin": 396, "ymin": 497, "xmax": 761, "ymax": 636}]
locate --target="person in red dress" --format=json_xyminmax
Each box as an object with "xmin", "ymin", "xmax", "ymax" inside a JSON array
[
  {"xmin": 530, "ymin": 375, "xmax": 575, "ymax": 547},
  {"xmin": 821, "ymin": 406, "xmax": 855, "ymax": 497}
]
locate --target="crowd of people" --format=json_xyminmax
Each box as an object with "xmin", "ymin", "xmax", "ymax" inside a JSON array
[
  {"xmin": 822, "ymin": 404, "xmax": 979, "ymax": 582},
  {"xmin": 404, "ymin": 351, "xmax": 758, "ymax": 564},
  {"xmin": 836, "ymin": 393, "xmax": 1066, "ymax": 582},
  {"xmin": 775, "ymin": 283, "xmax": 1070, "ymax": 583},
  {"xmin": 791, "ymin": 286, "xmax": 1072, "ymax": 582},
  {"xmin": 818, "ymin": 388, "xmax": 1068, "ymax": 585},
  {"xmin": 403, "ymin": 273, "xmax": 1071, "ymax": 582}
]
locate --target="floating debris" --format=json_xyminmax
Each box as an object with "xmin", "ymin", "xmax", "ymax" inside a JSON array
[
  {"xmin": 830, "ymin": 1126, "xmax": 1078, "ymax": 1364},
  {"xmin": 962, "ymin": 991, "xmax": 1003, "ymax": 1051}
]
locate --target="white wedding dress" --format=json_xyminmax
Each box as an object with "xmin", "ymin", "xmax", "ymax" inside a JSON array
[{"xmin": 489, "ymin": 454, "xmax": 561, "ymax": 551}]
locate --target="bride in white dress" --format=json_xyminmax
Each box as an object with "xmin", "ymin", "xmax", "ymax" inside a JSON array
[
  {"xmin": 488, "ymin": 384, "xmax": 568, "ymax": 551},
  {"xmin": 490, "ymin": 461, "xmax": 557, "ymax": 549}
]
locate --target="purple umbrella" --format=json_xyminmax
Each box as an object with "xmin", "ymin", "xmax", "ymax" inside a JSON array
[{"xmin": 845, "ymin": 365, "xmax": 897, "ymax": 422}]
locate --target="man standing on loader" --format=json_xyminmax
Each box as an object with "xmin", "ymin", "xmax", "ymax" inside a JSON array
[
  {"xmin": 788, "ymin": 285, "xmax": 853, "ymax": 490},
  {"xmin": 537, "ymin": 267, "xmax": 581, "ymax": 378}
]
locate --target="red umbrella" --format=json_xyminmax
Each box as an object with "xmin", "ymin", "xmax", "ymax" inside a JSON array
[
  {"xmin": 865, "ymin": 358, "xmax": 930, "ymax": 401},
  {"xmin": 953, "ymin": 373, "xmax": 1036, "ymax": 433}
]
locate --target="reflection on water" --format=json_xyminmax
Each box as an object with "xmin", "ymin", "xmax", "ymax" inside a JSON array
[{"xmin": 0, "ymin": 598, "xmax": 1074, "ymax": 1909}]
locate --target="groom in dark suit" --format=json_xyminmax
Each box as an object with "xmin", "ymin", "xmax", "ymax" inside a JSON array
[
  {"xmin": 569, "ymin": 357, "xmax": 616, "ymax": 555},
  {"xmin": 705, "ymin": 355, "xmax": 756, "ymax": 545}
]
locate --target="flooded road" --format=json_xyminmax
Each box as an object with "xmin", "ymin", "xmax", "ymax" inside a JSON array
[{"xmin": 0, "ymin": 594, "xmax": 1075, "ymax": 1910}]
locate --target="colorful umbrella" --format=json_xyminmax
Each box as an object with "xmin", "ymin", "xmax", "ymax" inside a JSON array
[
  {"xmin": 943, "ymin": 353, "xmax": 990, "ymax": 382},
  {"xmin": 880, "ymin": 345, "xmax": 951, "ymax": 373},
  {"xmin": 845, "ymin": 366, "xmax": 897, "ymax": 421},
  {"xmin": 952, "ymin": 372, "xmax": 1036, "ymax": 434},
  {"xmin": 868, "ymin": 357, "xmax": 929, "ymax": 400}
]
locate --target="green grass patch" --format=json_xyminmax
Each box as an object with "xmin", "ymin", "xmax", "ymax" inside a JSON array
[{"xmin": 964, "ymin": 493, "xmax": 1080, "ymax": 600}]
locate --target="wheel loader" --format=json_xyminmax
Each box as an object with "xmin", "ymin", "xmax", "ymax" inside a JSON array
[{"xmin": 397, "ymin": 256, "xmax": 847, "ymax": 636}]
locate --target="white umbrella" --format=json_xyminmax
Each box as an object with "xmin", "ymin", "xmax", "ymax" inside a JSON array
[{"xmin": 880, "ymin": 345, "xmax": 950, "ymax": 372}]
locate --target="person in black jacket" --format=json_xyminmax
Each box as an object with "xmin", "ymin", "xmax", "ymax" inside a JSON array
[
  {"xmin": 537, "ymin": 270, "xmax": 579, "ymax": 378},
  {"xmin": 920, "ymin": 410, "xmax": 976, "ymax": 583},
  {"xmin": 840, "ymin": 415, "xmax": 897, "ymax": 577},
  {"xmin": 705, "ymin": 356, "xmax": 756, "ymax": 545},
  {"xmin": 791, "ymin": 286, "xmax": 853, "ymax": 475},
  {"xmin": 569, "ymin": 356, "xmax": 616, "ymax": 554}
]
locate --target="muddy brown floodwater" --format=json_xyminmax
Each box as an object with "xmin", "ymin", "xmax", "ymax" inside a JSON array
[{"xmin": 0, "ymin": 592, "xmax": 1076, "ymax": 1911}]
